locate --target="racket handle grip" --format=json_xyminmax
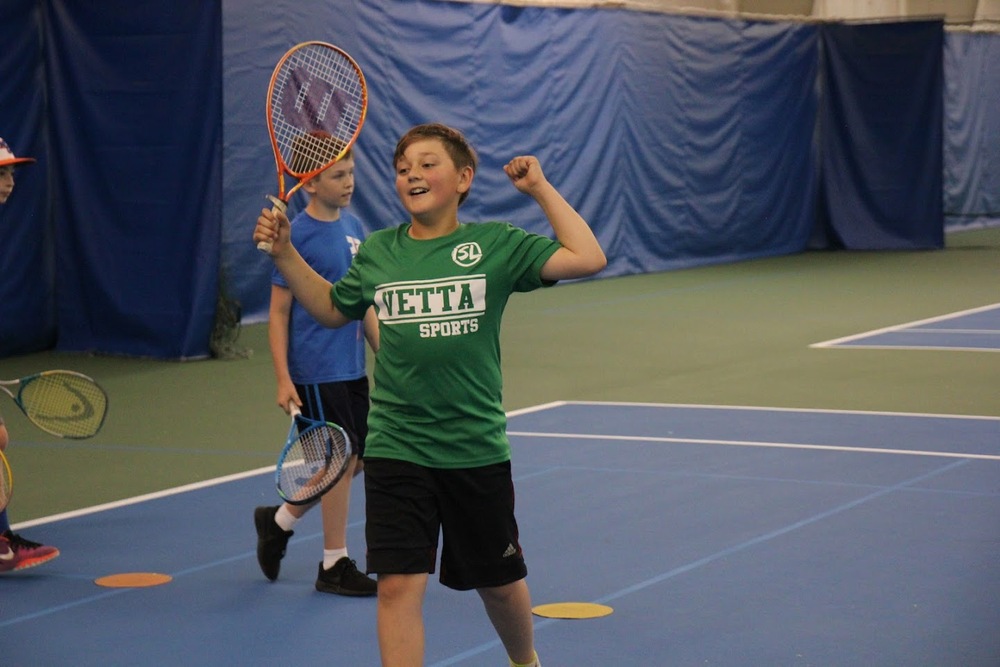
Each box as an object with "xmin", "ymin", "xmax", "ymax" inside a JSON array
[{"xmin": 257, "ymin": 195, "xmax": 288, "ymax": 253}]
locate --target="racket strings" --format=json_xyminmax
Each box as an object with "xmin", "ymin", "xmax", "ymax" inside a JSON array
[
  {"xmin": 20, "ymin": 374, "xmax": 108, "ymax": 439},
  {"xmin": 279, "ymin": 424, "xmax": 350, "ymax": 503},
  {"xmin": 270, "ymin": 45, "xmax": 366, "ymax": 176}
]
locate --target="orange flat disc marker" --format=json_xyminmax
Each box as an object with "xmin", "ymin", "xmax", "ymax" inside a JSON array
[
  {"xmin": 532, "ymin": 602, "xmax": 614, "ymax": 619},
  {"xmin": 94, "ymin": 572, "xmax": 173, "ymax": 588}
]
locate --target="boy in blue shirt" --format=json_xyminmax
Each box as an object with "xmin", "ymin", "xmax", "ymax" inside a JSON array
[{"xmin": 253, "ymin": 145, "xmax": 379, "ymax": 596}]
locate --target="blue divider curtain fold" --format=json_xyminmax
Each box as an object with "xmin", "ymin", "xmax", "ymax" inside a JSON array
[
  {"xmin": 0, "ymin": 0, "xmax": 55, "ymax": 357},
  {"xmin": 44, "ymin": 1, "xmax": 222, "ymax": 358},
  {"xmin": 816, "ymin": 20, "xmax": 944, "ymax": 249},
  {"xmin": 943, "ymin": 31, "xmax": 1000, "ymax": 228}
]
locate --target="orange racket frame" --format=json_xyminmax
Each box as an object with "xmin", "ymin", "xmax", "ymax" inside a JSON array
[{"xmin": 259, "ymin": 41, "xmax": 368, "ymax": 251}]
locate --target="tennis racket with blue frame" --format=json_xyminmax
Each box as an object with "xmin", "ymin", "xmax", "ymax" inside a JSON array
[{"xmin": 275, "ymin": 402, "xmax": 352, "ymax": 505}]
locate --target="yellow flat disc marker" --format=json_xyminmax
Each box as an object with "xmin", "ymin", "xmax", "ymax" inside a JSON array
[
  {"xmin": 94, "ymin": 572, "xmax": 173, "ymax": 588},
  {"xmin": 532, "ymin": 602, "xmax": 614, "ymax": 619}
]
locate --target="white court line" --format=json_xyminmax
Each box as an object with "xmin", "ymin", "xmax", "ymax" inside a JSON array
[
  {"xmin": 13, "ymin": 406, "xmax": 571, "ymax": 530},
  {"xmin": 508, "ymin": 430, "xmax": 1000, "ymax": 461},
  {"xmin": 806, "ymin": 344, "xmax": 1000, "ymax": 353},
  {"xmin": 562, "ymin": 399, "xmax": 1000, "ymax": 421},
  {"xmin": 810, "ymin": 302, "xmax": 1000, "ymax": 348},
  {"xmin": 15, "ymin": 401, "xmax": 998, "ymax": 530},
  {"xmin": 907, "ymin": 328, "xmax": 1000, "ymax": 334},
  {"xmin": 13, "ymin": 466, "xmax": 275, "ymax": 530}
]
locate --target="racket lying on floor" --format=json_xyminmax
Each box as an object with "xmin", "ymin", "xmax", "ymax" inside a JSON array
[
  {"xmin": 257, "ymin": 40, "xmax": 368, "ymax": 252},
  {"xmin": 0, "ymin": 370, "xmax": 108, "ymax": 439},
  {"xmin": 0, "ymin": 449, "xmax": 11, "ymax": 513},
  {"xmin": 275, "ymin": 402, "xmax": 352, "ymax": 505}
]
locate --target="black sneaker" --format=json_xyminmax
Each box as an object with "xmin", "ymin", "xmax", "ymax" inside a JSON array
[
  {"xmin": 254, "ymin": 506, "xmax": 292, "ymax": 581},
  {"xmin": 315, "ymin": 557, "xmax": 377, "ymax": 596}
]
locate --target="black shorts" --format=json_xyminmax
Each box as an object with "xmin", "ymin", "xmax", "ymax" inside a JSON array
[
  {"xmin": 364, "ymin": 458, "xmax": 528, "ymax": 591},
  {"xmin": 294, "ymin": 378, "xmax": 369, "ymax": 457}
]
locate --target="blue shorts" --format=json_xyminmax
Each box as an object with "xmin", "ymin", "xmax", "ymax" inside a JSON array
[{"xmin": 363, "ymin": 458, "xmax": 528, "ymax": 591}]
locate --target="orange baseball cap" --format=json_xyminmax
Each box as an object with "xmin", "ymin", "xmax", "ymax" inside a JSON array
[{"xmin": 0, "ymin": 137, "xmax": 36, "ymax": 167}]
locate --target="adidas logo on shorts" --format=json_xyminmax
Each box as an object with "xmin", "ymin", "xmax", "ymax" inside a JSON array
[{"xmin": 502, "ymin": 543, "xmax": 518, "ymax": 558}]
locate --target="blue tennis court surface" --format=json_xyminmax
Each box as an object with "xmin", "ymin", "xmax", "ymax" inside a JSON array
[
  {"xmin": 811, "ymin": 303, "xmax": 1000, "ymax": 352},
  {"xmin": 3, "ymin": 402, "xmax": 999, "ymax": 666}
]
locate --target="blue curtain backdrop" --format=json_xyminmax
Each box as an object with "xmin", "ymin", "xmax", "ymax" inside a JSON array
[
  {"xmin": 43, "ymin": 2, "xmax": 223, "ymax": 358},
  {"xmin": 224, "ymin": 1, "xmax": 821, "ymax": 321},
  {"xmin": 0, "ymin": 0, "xmax": 55, "ymax": 357},
  {"xmin": 2, "ymin": 0, "xmax": 992, "ymax": 357}
]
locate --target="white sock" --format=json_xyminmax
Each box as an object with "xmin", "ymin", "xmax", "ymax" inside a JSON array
[
  {"xmin": 274, "ymin": 505, "xmax": 298, "ymax": 532},
  {"xmin": 323, "ymin": 547, "xmax": 348, "ymax": 570}
]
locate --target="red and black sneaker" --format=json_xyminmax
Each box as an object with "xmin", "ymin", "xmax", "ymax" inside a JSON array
[{"xmin": 0, "ymin": 530, "xmax": 60, "ymax": 572}]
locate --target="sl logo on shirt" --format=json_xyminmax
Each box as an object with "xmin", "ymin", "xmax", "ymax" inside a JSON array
[{"xmin": 452, "ymin": 242, "xmax": 482, "ymax": 267}]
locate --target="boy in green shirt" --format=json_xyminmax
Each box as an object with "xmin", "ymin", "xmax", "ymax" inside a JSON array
[{"xmin": 254, "ymin": 123, "xmax": 606, "ymax": 667}]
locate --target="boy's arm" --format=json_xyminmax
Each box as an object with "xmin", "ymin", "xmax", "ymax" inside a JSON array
[
  {"xmin": 267, "ymin": 285, "xmax": 299, "ymax": 412},
  {"xmin": 254, "ymin": 207, "xmax": 352, "ymax": 328},
  {"xmin": 363, "ymin": 306, "xmax": 380, "ymax": 354},
  {"xmin": 504, "ymin": 156, "xmax": 607, "ymax": 281}
]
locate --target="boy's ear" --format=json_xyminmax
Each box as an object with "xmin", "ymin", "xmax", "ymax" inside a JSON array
[
  {"xmin": 301, "ymin": 176, "xmax": 319, "ymax": 195},
  {"xmin": 457, "ymin": 165, "xmax": 474, "ymax": 195}
]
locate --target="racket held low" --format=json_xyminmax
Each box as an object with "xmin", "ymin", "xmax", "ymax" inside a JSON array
[{"xmin": 275, "ymin": 420, "xmax": 351, "ymax": 505}]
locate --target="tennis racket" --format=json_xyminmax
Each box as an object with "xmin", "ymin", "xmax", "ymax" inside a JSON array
[
  {"xmin": 0, "ymin": 450, "xmax": 11, "ymax": 513},
  {"xmin": 0, "ymin": 370, "xmax": 108, "ymax": 439},
  {"xmin": 275, "ymin": 402, "xmax": 352, "ymax": 505},
  {"xmin": 257, "ymin": 41, "xmax": 368, "ymax": 252}
]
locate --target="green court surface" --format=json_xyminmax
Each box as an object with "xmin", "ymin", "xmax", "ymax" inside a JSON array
[{"xmin": 2, "ymin": 226, "xmax": 997, "ymax": 523}]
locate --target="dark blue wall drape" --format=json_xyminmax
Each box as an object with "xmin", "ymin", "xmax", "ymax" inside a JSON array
[
  {"xmin": 0, "ymin": 0, "xmax": 55, "ymax": 357},
  {"xmin": 816, "ymin": 21, "xmax": 944, "ymax": 249},
  {"xmin": 1, "ymin": 1, "xmax": 221, "ymax": 359},
  {"xmin": 44, "ymin": 2, "xmax": 223, "ymax": 358}
]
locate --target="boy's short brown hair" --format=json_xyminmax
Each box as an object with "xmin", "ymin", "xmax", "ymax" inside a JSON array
[{"xmin": 393, "ymin": 123, "xmax": 478, "ymax": 205}]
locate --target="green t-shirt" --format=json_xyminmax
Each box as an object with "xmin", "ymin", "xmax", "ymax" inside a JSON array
[{"xmin": 331, "ymin": 221, "xmax": 560, "ymax": 468}]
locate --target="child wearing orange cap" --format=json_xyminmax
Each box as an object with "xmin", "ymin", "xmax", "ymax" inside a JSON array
[{"xmin": 0, "ymin": 136, "xmax": 61, "ymax": 573}]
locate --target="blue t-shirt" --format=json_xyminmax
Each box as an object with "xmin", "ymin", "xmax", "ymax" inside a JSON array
[{"xmin": 272, "ymin": 210, "xmax": 366, "ymax": 384}]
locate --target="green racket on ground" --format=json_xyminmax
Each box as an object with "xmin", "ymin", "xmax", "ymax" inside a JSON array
[{"xmin": 0, "ymin": 370, "xmax": 108, "ymax": 439}]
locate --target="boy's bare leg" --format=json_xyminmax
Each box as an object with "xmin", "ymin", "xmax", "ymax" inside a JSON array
[
  {"xmin": 319, "ymin": 457, "xmax": 355, "ymax": 550},
  {"xmin": 478, "ymin": 579, "xmax": 537, "ymax": 665},
  {"xmin": 377, "ymin": 572, "xmax": 429, "ymax": 667}
]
